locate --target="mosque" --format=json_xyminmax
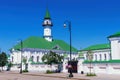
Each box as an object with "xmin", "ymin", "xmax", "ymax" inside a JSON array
[
  {"xmin": 9, "ymin": 9, "xmax": 78, "ymax": 72},
  {"xmin": 10, "ymin": 9, "xmax": 120, "ymax": 74}
]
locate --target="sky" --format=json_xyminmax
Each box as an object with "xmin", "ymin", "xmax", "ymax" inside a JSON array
[{"xmin": 0, "ymin": 0, "xmax": 120, "ymax": 53}]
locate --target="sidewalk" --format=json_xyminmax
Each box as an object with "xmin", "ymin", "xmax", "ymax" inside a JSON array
[
  {"xmin": 22, "ymin": 72, "xmax": 120, "ymax": 80},
  {"xmin": 3, "ymin": 71, "xmax": 120, "ymax": 80},
  {"xmin": 23, "ymin": 72, "xmax": 89, "ymax": 80}
]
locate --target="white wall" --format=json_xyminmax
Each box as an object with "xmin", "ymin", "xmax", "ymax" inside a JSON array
[
  {"xmin": 83, "ymin": 63, "xmax": 120, "ymax": 74},
  {"xmin": 11, "ymin": 64, "xmax": 58, "ymax": 73},
  {"xmin": 109, "ymin": 37, "xmax": 120, "ymax": 60}
]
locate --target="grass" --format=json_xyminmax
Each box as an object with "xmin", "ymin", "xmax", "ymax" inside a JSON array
[
  {"xmin": 46, "ymin": 70, "xmax": 53, "ymax": 74},
  {"xmin": 86, "ymin": 73, "xmax": 96, "ymax": 76},
  {"xmin": 22, "ymin": 69, "xmax": 29, "ymax": 73}
]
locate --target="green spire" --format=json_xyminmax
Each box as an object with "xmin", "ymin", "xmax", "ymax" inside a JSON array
[{"xmin": 44, "ymin": 9, "xmax": 51, "ymax": 19}]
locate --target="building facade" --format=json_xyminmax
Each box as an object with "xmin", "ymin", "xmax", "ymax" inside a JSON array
[
  {"xmin": 78, "ymin": 32, "xmax": 120, "ymax": 74},
  {"xmin": 9, "ymin": 9, "xmax": 120, "ymax": 74}
]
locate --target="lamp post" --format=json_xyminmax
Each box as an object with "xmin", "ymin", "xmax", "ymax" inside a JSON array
[
  {"xmin": 64, "ymin": 20, "xmax": 73, "ymax": 77},
  {"xmin": 20, "ymin": 40, "xmax": 23, "ymax": 74}
]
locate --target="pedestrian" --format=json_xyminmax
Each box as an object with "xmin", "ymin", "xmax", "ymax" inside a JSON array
[{"xmin": 68, "ymin": 64, "xmax": 73, "ymax": 77}]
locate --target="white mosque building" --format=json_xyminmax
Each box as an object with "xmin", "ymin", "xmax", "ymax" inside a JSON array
[
  {"xmin": 9, "ymin": 9, "xmax": 120, "ymax": 74},
  {"xmin": 9, "ymin": 9, "xmax": 78, "ymax": 72}
]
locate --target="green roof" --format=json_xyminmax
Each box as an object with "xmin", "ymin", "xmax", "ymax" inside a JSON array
[
  {"xmin": 13, "ymin": 36, "xmax": 77, "ymax": 52},
  {"xmin": 84, "ymin": 60, "xmax": 120, "ymax": 63},
  {"xmin": 108, "ymin": 32, "xmax": 120, "ymax": 38},
  {"xmin": 44, "ymin": 9, "xmax": 50, "ymax": 19},
  {"xmin": 81, "ymin": 44, "xmax": 110, "ymax": 51}
]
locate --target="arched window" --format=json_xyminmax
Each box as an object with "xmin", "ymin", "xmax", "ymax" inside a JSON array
[
  {"xmin": 104, "ymin": 54, "xmax": 106, "ymax": 60},
  {"xmin": 109, "ymin": 53, "xmax": 112, "ymax": 60},
  {"xmin": 47, "ymin": 21, "xmax": 49, "ymax": 24},
  {"xmin": 99, "ymin": 54, "xmax": 102, "ymax": 61},
  {"xmin": 12, "ymin": 56, "xmax": 14, "ymax": 62},
  {"xmin": 86, "ymin": 54, "xmax": 88, "ymax": 60},
  {"xmin": 95, "ymin": 54, "xmax": 97, "ymax": 61},
  {"xmin": 31, "ymin": 56, "xmax": 34, "ymax": 62},
  {"xmin": 37, "ymin": 56, "xmax": 39, "ymax": 62}
]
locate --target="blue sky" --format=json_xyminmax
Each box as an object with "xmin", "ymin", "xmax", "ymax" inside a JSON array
[{"xmin": 0, "ymin": 0, "xmax": 120, "ymax": 53}]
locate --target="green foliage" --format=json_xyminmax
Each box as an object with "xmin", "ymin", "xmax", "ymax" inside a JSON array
[
  {"xmin": 0, "ymin": 52, "xmax": 8, "ymax": 68},
  {"xmin": 78, "ymin": 52, "xmax": 84, "ymax": 58},
  {"xmin": 86, "ymin": 73, "xmax": 96, "ymax": 76},
  {"xmin": 7, "ymin": 62, "xmax": 13, "ymax": 67},
  {"xmin": 86, "ymin": 50, "xmax": 93, "ymax": 74},
  {"xmin": 42, "ymin": 51, "xmax": 64, "ymax": 65},
  {"xmin": 46, "ymin": 70, "xmax": 53, "ymax": 74},
  {"xmin": 63, "ymin": 53, "xmax": 68, "ymax": 58},
  {"xmin": 22, "ymin": 57, "xmax": 27, "ymax": 64},
  {"xmin": 28, "ymin": 57, "xmax": 32, "ymax": 62},
  {"xmin": 22, "ymin": 57, "xmax": 28, "ymax": 71},
  {"xmin": 22, "ymin": 69, "xmax": 29, "ymax": 73},
  {"xmin": 87, "ymin": 50, "xmax": 93, "ymax": 61}
]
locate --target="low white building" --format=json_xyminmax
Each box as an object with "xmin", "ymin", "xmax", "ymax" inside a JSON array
[{"xmin": 79, "ymin": 32, "xmax": 120, "ymax": 74}]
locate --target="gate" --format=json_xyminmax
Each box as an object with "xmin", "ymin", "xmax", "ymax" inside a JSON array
[{"xmin": 68, "ymin": 61, "xmax": 78, "ymax": 73}]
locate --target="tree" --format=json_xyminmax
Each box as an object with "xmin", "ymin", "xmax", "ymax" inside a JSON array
[
  {"xmin": 22, "ymin": 57, "xmax": 27, "ymax": 70},
  {"xmin": 0, "ymin": 52, "xmax": 8, "ymax": 71},
  {"xmin": 86, "ymin": 50, "xmax": 93, "ymax": 74},
  {"xmin": 23, "ymin": 57, "xmax": 27, "ymax": 65},
  {"xmin": 42, "ymin": 51, "xmax": 64, "ymax": 65},
  {"xmin": 7, "ymin": 62, "xmax": 13, "ymax": 71}
]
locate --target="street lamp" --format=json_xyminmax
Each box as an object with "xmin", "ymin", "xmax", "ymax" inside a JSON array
[
  {"xmin": 19, "ymin": 40, "xmax": 23, "ymax": 74},
  {"xmin": 64, "ymin": 20, "xmax": 73, "ymax": 77}
]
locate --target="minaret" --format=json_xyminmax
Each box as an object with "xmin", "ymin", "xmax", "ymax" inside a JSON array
[{"xmin": 42, "ymin": 9, "xmax": 53, "ymax": 42}]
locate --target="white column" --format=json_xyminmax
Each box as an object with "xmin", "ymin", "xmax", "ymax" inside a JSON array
[
  {"xmin": 62, "ymin": 60, "xmax": 68, "ymax": 73},
  {"xmin": 110, "ymin": 38, "xmax": 120, "ymax": 60},
  {"xmin": 77, "ymin": 59, "xmax": 84, "ymax": 73}
]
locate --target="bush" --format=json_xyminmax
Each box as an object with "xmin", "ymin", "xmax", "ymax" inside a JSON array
[
  {"xmin": 22, "ymin": 69, "xmax": 29, "ymax": 73},
  {"xmin": 46, "ymin": 70, "xmax": 53, "ymax": 74},
  {"xmin": 86, "ymin": 73, "xmax": 96, "ymax": 76}
]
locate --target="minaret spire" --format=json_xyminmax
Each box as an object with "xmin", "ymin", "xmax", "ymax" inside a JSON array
[
  {"xmin": 44, "ymin": 8, "xmax": 50, "ymax": 19},
  {"xmin": 42, "ymin": 8, "xmax": 53, "ymax": 42}
]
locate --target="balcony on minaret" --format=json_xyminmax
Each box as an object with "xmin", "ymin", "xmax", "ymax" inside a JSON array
[{"xmin": 42, "ymin": 19, "xmax": 53, "ymax": 26}]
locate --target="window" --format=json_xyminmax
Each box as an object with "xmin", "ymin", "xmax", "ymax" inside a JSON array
[
  {"xmin": 37, "ymin": 56, "xmax": 39, "ymax": 62},
  {"xmin": 95, "ymin": 54, "xmax": 97, "ymax": 61},
  {"xmin": 31, "ymin": 56, "xmax": 34, "ymax": 62},
  {"xmin": 99, "ymin": 54, "xmax": 102, "ymax": 61},
  {"xmin": 86, "ymin": 54, "xmax": 88, "ymax": 60},
  {"xmin": 109, "ymin": 53, "xmax": 112, "ymax": 60},
  {"xmin": 104, "ymin": 54, "xmax": 106, "ymax": 60},
  {"xmin": 12, "ymin": 56, "xmax": 14, "ymax": 62},
  {"xmin": 47, "ymin": 21, "xmax": 48, "ymax": 24}
]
